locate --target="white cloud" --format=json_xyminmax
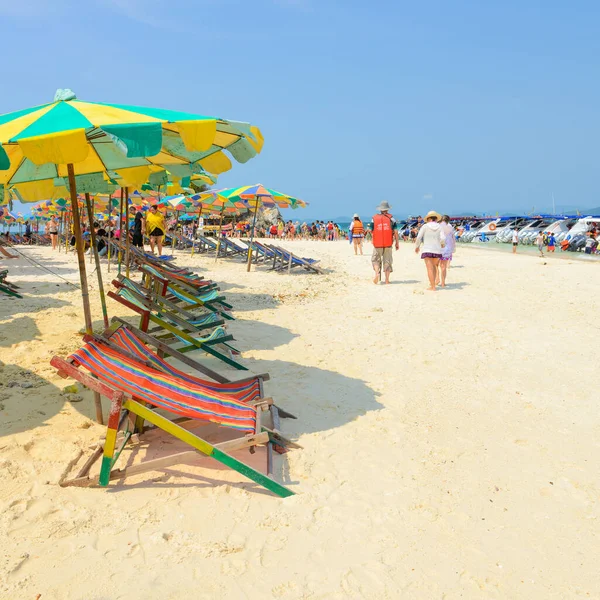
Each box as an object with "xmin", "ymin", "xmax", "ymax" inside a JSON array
[{"xmin": 423, "ymin": 193, "xmax": 433, "ymax": 200}]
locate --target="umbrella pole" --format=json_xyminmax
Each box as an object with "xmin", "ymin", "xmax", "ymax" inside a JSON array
[
  {"xmin": 84, "ymin": 193, "xmax": 109, "ymax": 330},
  {"xmin": 125, "ymin": 189, "xmax": 130, "ymax": 278},
  {"xmin": 89, "ymin": 198, "xmax": 95, "ymax": 264},
  {"xmin": 215, "ymin": 205, "xmax": 225, "ymax": 262},
  {"xmin": 67, "ymin": 164, "xmax": 93, "ymax": 336},
  {"xmin": 117, "ymin": 188, "xmax": 124, "ymax": 275},
  {"xmin": 107, "ymin": 204, "xmax": 112, "ymax": 273},
  {"xmin": 246, "ymin": 197, "xmax": 259, "ymax": 272}
]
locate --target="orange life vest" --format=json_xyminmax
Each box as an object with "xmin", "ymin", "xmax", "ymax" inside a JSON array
[
  {"xmin": 352, "ymin": 220, "xmax": 365, "ymax": 236},
  {"xmin": 372, "ymin": 213, "xmax": 394, "ymax": 248}
]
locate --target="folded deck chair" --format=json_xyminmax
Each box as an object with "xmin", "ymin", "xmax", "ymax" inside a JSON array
[
  {"xmin": 108, "ymin": 284, "xmax": 247, "ymax": 370},
  {"xmin": 140, "ymin": 265, "xmax": 234, "ymax": 320},
  {"xmin": 115, "ymin": 276, "xmax": 224, "ymax": 331},
  {"xmin": 0, "ymin": 270, "xmax": 22, "ymax": 298},
  {"xmin": 51, "ymin": 340, "xmax": 297, "ymax": 496}
]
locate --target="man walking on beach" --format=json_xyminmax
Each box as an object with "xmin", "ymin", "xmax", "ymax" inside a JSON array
[
  {"xmin": 512, "ymin": 228, "xmax": 519, "ymax": 254},
  {"xmin": 371, "ymin": 201, "xmax": 399, "ymax": 284}
]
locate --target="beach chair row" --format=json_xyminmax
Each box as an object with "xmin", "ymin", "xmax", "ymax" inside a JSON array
[{"xmin": 51, "ymin": 251, "xmax": 299, "ymax": 497}]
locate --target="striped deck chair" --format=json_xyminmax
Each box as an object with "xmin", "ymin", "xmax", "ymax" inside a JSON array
[
  {"xmin": 50, "ymin": 340, "xmax": 297, "ymax": 496},
  {"xmin": 108, "ymin": 284, "xmax": 247, "ymax": 370},
  {"xmin": 101, "ymin": 320, "xmax": 296, "ymax": 464}
]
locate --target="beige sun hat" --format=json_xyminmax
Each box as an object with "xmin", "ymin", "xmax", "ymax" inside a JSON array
[
  {"xmin": 424, "ymin": 210, "xmax": 441, "ymax": 221},
  {"xmin": 377, "ymin": 201, "xmax": 392, "ymax": 212}
]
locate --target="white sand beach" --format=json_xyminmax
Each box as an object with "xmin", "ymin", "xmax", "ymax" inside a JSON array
[{"xmin": 0, "ymin": 240, "xmax": 598, "ymax": 599}]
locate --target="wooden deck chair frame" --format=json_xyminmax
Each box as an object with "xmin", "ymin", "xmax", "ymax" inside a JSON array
[
  {"xmin": 105, "ymin": 317, "xmax": 297, "ymax": 474},
  {"xmin": 108, "ymin": 285, "xmax": 247, "ymax": 370},
  {"xmin": 267, "ymin": 244, "xmax": 325, "ymax": 274},
  {"xmin": 51, "ymin": 353, "xmax": 298, "ymax": 497},
  {"xmin": 140, "ymin": 266, "xmax": 235, "ymax": 319},
  {"xmin": 114, "ymin": 275, "xmax": 222, "ymax": 328}
]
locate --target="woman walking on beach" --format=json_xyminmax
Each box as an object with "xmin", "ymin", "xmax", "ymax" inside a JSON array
[
  {"xmin": 415, "ymin": 211, "xmax": 446, "ymax": 291},
  {"xmin": 145, "ymin": 203, "xmax": 166, "ymax": 255},
  {"xmin": 437, "ymin": 215, "xmax": 455, "ymax": 287},
  {"xmin": 349, "ymin": 214, "xmax": 365, "ymax": 255},
  {"xmin": 48, "ymin": 215, "xmax": 59, "ymax": 250},
  {"xmin": 512, "ymin": 229, "xmax": 519, "ymax": 253}
]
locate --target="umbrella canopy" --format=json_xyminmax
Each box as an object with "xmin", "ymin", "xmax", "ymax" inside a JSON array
[
  {"xmin": 200, "ymin": 185, "xmax": 306, "ymax": 271},
  {"xmin": 0, "ymin": 89, "xmax": 264, "ymax": 202},
  {"xmin": 213, "ymin": 184, "xmax": 307, "ymax": 210}
]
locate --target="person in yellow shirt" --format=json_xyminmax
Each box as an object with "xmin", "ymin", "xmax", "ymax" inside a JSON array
[{"xmin": 145, "ymin": 204, "xmax": 166, "ymax": 255}]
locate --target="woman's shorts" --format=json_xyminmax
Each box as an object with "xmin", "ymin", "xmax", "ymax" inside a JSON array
[
  {"xmin": 440, "ymin": 252, "xmax": 452, "ymax": 261},
  {"xmin": 149, "ymin": 228, "xmax": 164, "ymax": 237},
  {"xmin": 421, "ymin": 252, "xmax": 442, "ymax": 259}
]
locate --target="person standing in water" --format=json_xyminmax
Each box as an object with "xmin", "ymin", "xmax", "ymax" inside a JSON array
[
  {"xmin": 415, "ymin": 211, "xmax": 446, "ymax": 291},
  {"xmin": 437, "ymin": 215, "xmax": 455, "ymax": 287},
  {"xmin": 535, "ymin": 231, "xmax": 545, "ymax": 257},
  {"xmin": 349, "ymin": 213, "xmax": 365, "ymax": 255},
  {"xmin": 371, "ymin": 201, "xmax": 399, "ymax": 284},
  {"xmin": 145, "ymin": 203, "xmax": 166, "ymax": 255}
]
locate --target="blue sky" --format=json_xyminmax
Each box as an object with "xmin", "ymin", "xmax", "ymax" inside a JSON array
[{"xmin": 2, "ymin": 0, "xmax": 600, "ymax": 219}]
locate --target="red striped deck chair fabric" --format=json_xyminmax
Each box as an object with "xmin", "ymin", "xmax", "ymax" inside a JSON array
[
  {"xmin": 109, "ymin": 326, "xmax": 261, "ymax": 403},
  {"xmin": 70, "ymin": 340, "xmax": 256, "ymax": 432}
]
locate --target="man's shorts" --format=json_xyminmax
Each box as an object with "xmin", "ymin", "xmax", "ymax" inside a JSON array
[{"xmin": 372, "ymin": 246, "xmax": 393, "ymax": 272}]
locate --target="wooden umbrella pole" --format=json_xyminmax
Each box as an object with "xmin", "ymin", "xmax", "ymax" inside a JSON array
[
  {"xmin": 67, "ymin": 164, "xmax": 93, "ymax": 334},
  {"xmin": 172, "ymin": 209, "xmax": 177, "ymax": 255},
  {"xmin": 246, "ymin": 196, "xmax": 260, "ymax": 272},
  {"xmin": 125, "ymin": 188, "xmax": 130, "ymax": 278},
  {"xmin": 89, "ymin": 198, "xmax": 95, "ymax": 264},
  {"xmin": 107, "ymin": 203, "xmax": 112, "ymax": 272},
  {"xmin": 84, "ymin": 193, "xmax": 109, "ymax": 330},
  {"xmin": 117, "ymin": 188, "xmax": 124, "ymax": 275},
  {"xmin": 191, "ymin": 205, "xmax": 201, "ymax": 257},
  {"xmin": 215, "ymin": 205, "xmax": 225, "ymax": 262}
]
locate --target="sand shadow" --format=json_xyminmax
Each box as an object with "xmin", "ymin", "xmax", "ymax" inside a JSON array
[
  {"xmin": 0, "ymin": 362, "xmax": 94, "ymax": 438},
  {"xmin": 232, "ymin": 318, "xmax": 299, "ymax": 351},
  {"xmin": 0, "ymin": 316, "xmax": 42, "ymax": 347},
  {"xmin": 442, "ymin": 281, "xmax": 469, "ymax": 290}
]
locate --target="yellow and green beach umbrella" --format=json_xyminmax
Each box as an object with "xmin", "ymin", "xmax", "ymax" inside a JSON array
[
  {"xmin": 0, "ymin": 88, "xmax": 263, "ymax": 203},
  {"xmin": 0, "ymin": 89, "xmax": 264, "ymax": 335}
]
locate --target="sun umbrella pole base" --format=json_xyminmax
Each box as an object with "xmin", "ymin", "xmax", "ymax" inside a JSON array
[
  {"xmin": 246, "ymin": 197, "xmax": 259, "ymax": 272},
  {"xmin": 215, "ymin": 205, "xmax": 225, "ymax": 263},
  {"xmin": 67, "ymin": 164, "xmax": 93, "ymax": 335},
  {"xmin": 84, "ymin": 193, "xmax": 109, "ymax": 330}
]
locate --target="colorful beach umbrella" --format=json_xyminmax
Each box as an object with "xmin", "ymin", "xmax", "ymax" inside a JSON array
[
  {"xmin": 0, "ymin": 89, "xmax": 264, "ymax": 203},
  {"xmin": 203, "ymin": 184, "xmax": 306, "ymax": 270},
  {"xmin": 0, "ymin": 89, "xmax": 263, "ymax": 335}
]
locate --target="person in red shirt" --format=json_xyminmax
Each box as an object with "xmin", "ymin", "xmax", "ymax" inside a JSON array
[{"xmin": 370, "ymin": 201, "xmax": 399, "ymax": 284}]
